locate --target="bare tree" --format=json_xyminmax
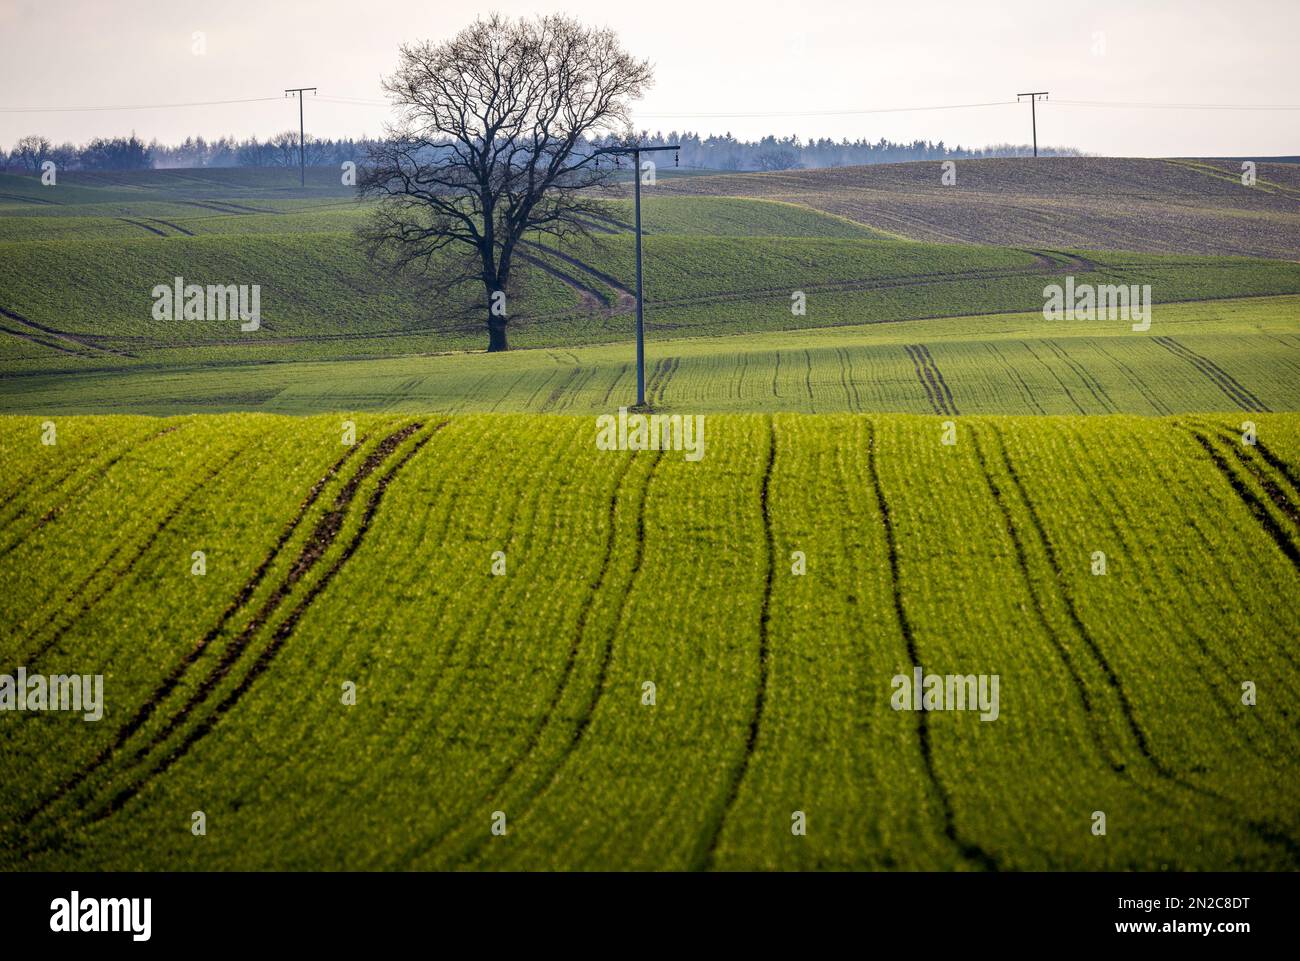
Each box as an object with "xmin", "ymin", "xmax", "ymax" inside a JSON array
[
  {"xmin": 359, "ymin": 13, "xmax": 653, "ymax": 351},
  {"xmin": 12, "ymin": 135, "xmax": 52, "ymax": 173}
]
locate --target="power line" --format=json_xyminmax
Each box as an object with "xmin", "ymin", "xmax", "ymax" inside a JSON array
[
  {"xmin": 634, "ymin": 100, "xmax": 1017, "ymax": 119},
  {"xmin": 0, "ymin": 96, "xmax": 283, "ymax": 113},
  {"xmin": 1054, "ymin": 99, "xmax": 1300, "ymax": 111},
  {"xmin": 4, "ymin": 93, "xmax": 1299, "ymax": 119}
]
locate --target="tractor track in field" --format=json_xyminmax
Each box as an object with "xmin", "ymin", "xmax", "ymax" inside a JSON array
[
  {"xmin": 836, "ymin": 347, "xmax": 862, "ymax": 412},
  {"xmin": 1022, "ymin": 340, "xmax": 1086, "ymax": 414},
  {"xmin": 128, "ymin": 424, "xmax": 434, "ymax": 757},
  {"xmin": 0, "ymin": 306, "xmax": 136, "ymax": 359},
  {"xmin": 697, "ymin": 417, "xmax": 776, "ymax": 870},
  {"xmin": 983, "ymin": 342, "xmax": 1045, "ymax": 414},
  {"xmin": 1153, "ymin": 336, "xmax": 1270, "ymax": 413},
  {"xmin": 517, "ymin": 249, "xmax": 611, "ymax": 313},
  {"xmin": 1183, "ymin": 422, "xmax": 1300, "ymax": 675},
  {"xmin": 1185, "ymin": 426, "xmax": 1300, "ymax": 573},
  {"xmin": 646, "ymin": 356, "xmax": 680, "ymax": 406},
  {"xmin": 1202, "ymin": 427, "xmax": 1300, "ymax": 531},
  {"xmin": 15, "ymin": 423, "xmax": 439, "ymax": 837},
  {"xmin": 980, "ymin": 425, "xmax": 1169, "ymax": 773},
  {"xmin": 430, "ymin": 448, "xmax": 663, "ymax": 870},
  {"xmin": 522, "ymin": 240, "xmax": 635, "ymax": 301},
  {"xmin": 866, "ymin": 419, "xmax": 1001, "ymax": 871},
  {"xmin": 984, "ymin": 423, "xmax": 1300, "ymax": 865},
  {"xmin": 13, "ymin": 430, "xmax": 390, "ymax": 831},
  {"xmin": 118, "ymin": 218, "xmax": 167, "ymax": 237},
  {"xmin": 1044, "ymin": 340, "xmax": 1116, "ymax": 413},
  {"xmin": 903, "ymin": 344, "xmax": 958, "ymax": 416},
  {"xmin": 905, "ymin": 345, "xmax": 942, "ymax": 414},
  {"xmin": 917, "ymin": 345, "xmax": 958, "ymax": 415},
  {"xmin": 0, "ymin": 191, "xmax": 61, "ymax": 206},
  {"xmin": 515, "ymin": 244, "xmax": 1110, "ymax": 320},
  {"xmin": 21, "ymin": 444, "xmax": 249, "ymax": 671},
  {"xmin": 0, "ymin": 320, "xmax": 84, "ymax": 356},
  {"xmin": 413, "ymin": 451, "xmax": 645, "ymax": 868},
  {"xmin": 1092, "ymin": 340, "xmax": 1172, "ymax": 415},
  {"xmin": 600, "ymin": 363, "xmax": 628, "ymax": 407},
  {"xmin": 149, "ymin": 218, "xmax": 195, "ymax": 236},
  {"xmin": 1056, "ymin": 420, "xmax": 1300, "ymax": 745},
  {"xmin": 971, "ymin": 427, "xmax": 1128, "ymax": 771},
  {"xmin": 86, "ymin": 421, "xmax": 441, "ymax": 826}
]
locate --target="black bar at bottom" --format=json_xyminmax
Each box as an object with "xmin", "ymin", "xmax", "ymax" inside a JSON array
[{"xmin": 0, "ymin": 870, "xmax": 1292, "ymax": 948}]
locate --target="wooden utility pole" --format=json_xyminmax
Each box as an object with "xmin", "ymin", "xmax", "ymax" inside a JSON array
[
  {"xmin": 284, "ymin": 87, "xmax": 317, "ymax": 186},
  {"xmin": 1016, "ymin": 92, "xmax": 1049, "ymax": 156}
]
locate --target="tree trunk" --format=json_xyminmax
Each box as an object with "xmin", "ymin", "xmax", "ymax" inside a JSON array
[{"xmin": 487, "ymin": 316, "xmax": 509, "ymax": 352}]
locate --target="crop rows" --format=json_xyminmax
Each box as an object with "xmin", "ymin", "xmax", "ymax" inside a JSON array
[{"xmin": 2, "ymin": 412, "xmax": 1296, "ymax": 870}]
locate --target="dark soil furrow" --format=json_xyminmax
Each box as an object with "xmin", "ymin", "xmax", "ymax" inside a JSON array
[
  {"xmin": 14, "ymin": 434, "xmax": 369, "ymax": 827},
  {"xmin": 1154, "ymin": 336, "xmax": 1269, "ymax": 412},
  {"xmin": 903, "ymin": 345, "xmax": 942, "ymax": 415},
  {"xmin": 917, "ymin": 344, "xmax": 960, "ymax": 416},
  {"xmin": 697, "ymin": 417, "xmax": 776, "ymax": 870},
  {"xmin": 1187, "ymin": 429, "xmax": 1300, "ymax": 571},
  {"xmin": 865, "ymin": 419, "xmax": 1000, "ymax": 871},
  {"xmin": 93, "ymin": 422, "xmax": 440, "ymax": 821}
]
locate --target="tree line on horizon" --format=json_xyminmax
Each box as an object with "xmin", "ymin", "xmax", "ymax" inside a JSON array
[{"xmin": 1, "ymin": 129, "xmax": 1080, "ymax": 174}]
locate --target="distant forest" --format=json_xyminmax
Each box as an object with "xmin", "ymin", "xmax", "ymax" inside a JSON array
[{"xmin": 1, "ymin": 130, "xmax": 1080, "ymax": 173}]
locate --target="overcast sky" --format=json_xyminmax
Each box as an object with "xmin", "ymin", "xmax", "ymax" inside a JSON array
[{"xmin": 2, "ymin": 0, "xmax": 1297, "ymax": 155}]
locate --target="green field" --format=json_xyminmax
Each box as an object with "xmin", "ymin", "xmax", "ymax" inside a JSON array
[
  {"xmin": 2, "ymin": 166, "xmax": 1298, "ymax": 393},
  {"xmin": 5, "ymin": 296, "xmax": 1296, "ymax": 416},
  {"xmin": 2, "ymin": 160, "xmax": 1298, "ymax": 872},
  {"xmin": 1, "ymin": 413, "xmax": 1297, "ymax": 870}
]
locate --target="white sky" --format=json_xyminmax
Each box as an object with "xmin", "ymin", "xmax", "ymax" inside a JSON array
[{"xmin": 1, "ymin": 0, "xmax": 1297, "ymax": 155}]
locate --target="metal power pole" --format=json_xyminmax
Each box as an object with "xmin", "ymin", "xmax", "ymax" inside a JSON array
[
  {"xmin": 1017, "ymin": 92, "xmax": 1049, "ymax": 157},
  {"xmin": 284, "ymin": 87, "xmax": 317, "ymax": 186},
  {"xmin": 597, "ymin": 143, "xmax": 679, "ymax": 408}
]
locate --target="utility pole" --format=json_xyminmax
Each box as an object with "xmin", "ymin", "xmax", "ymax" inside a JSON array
[
  {"xmin": 594, "ymin": 143, "xmax": 680, "ymax": 408},
  {"xmin": 1016, "ymin": 92, "xmax": 1049, "ymax": 157},
  {"xmin": 284, "ymin": 87, "xmax": 317, "ymax": 186}
]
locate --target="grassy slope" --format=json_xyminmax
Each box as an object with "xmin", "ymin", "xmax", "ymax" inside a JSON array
[
  {"xmin": 654, "ymin": 157, "xmax": 1300, "ymax": 259},
  {"xmin": 1, "ymin": 412, "xmax": 1296, "ymax": 870},
  {"xmin": 5, "ymin": 296, "xmax": 1297, "ymax": 415},
  {"xmin": 3, "ymin": 164, "xmax": 1298, "ymax": 384}
]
